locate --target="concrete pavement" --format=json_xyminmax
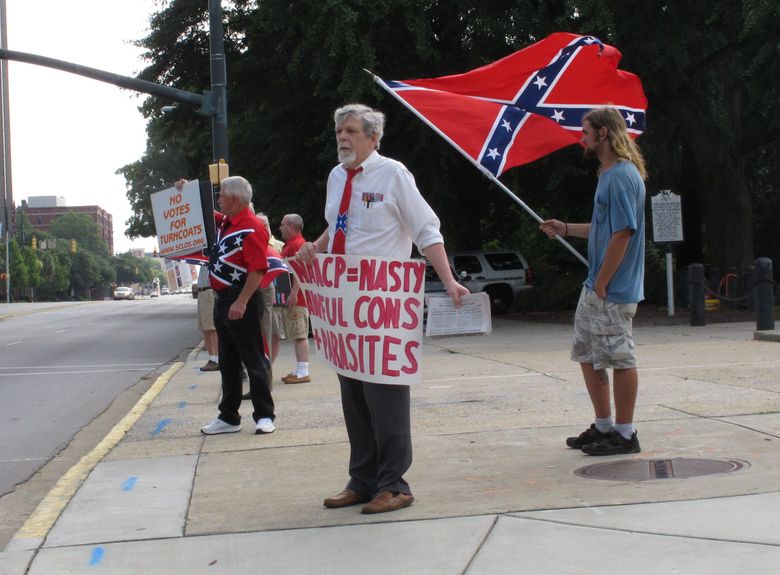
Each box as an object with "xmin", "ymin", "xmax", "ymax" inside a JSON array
[{"xmin": 2, "ymin": 314, "xmax": 780, "ymax": 574}]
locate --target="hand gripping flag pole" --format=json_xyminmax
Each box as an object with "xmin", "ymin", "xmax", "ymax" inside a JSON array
[
  {"xmin": 369, "ymin": 69, "xmax": 588, "ymax": 267},
  {"xmin": 366, "ymin": 32, "xmax": 648, "ymax": 269}
]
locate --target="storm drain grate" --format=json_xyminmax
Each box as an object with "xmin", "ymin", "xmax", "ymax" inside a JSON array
[{"xmin": 574, "ymin": 458, "xmax": 749, "ymax": 481}]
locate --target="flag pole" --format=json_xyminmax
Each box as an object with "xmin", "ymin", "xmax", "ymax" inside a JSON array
[{"xmin": 367, "ymin": 70, "xmax": 588, "ymax": 268}]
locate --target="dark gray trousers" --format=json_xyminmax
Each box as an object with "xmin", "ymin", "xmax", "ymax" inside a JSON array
[{"xmin": 338, "ymin": 375, "xmax": 412, "ymax": 497}]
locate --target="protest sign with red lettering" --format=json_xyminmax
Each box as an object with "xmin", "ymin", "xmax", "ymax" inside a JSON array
[
  {"xmin": 287, "ymin": 254, "xmax": 426, "ymax": 385},
  {"xmin": 151, "ymin": 180, "xmax": 207, "ymax": 257}
]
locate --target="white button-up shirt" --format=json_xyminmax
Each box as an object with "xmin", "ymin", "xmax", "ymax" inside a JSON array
[{"xmin": 325, "ymin": 151, "xmax": 443, "ymax": 258}]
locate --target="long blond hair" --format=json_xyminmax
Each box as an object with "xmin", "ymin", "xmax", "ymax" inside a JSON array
[{"xmin": 583, "ymin": 107, "xmax": 647, "ymax": 180}]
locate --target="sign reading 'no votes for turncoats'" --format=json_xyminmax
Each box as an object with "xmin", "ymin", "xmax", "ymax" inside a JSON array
[{"xmin": 151, "ymin": 180, "xmax": 208, "ymax": 257}]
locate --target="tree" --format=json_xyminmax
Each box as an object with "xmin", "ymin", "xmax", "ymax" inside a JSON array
[
  {"xmin": 122, "ymin": 0, "xmax": 578, "ymax": 248},
  {"xmin": 49, "ymin": 212, "xmax": 109, "ymax": 256},
  {"xmin": 114, "ymin": 252, "xmax": 159, "ymax": 285},
  {"xmin": 574, "ymin": 0, "xmax": 780, "ymax": 273},
  {"xmin": 121, "ymin": 1, "xmax": 780, "ymax": 307}
]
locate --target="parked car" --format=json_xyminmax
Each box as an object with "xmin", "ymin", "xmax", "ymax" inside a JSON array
[
  {"xmin": 113, "ymin": 286, "xmax": 135, "ymax": 301},
  {"xmin": 422, "ymin": 263, "xmax": 462, "ymax": 323},
  {"xmin": 161, "ymin": 287, "xmax": 170, "ymax": 295},
  {"xmin": 424, "ymin": 263, "xmax": 461, "ymax": 297},
  {"xmin": 450, "ymin": 250, "xmax": 532, "ymax": 314}
]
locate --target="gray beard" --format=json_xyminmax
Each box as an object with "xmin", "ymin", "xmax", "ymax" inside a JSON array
[{"xmin": 338, "ymin": 149, "xmax": 356, "ymax": 165}]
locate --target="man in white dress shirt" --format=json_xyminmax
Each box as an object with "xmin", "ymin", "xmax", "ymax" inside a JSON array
[{"xmin": 297, "ymin": 103, "xmax": 468, "ymax": 514}]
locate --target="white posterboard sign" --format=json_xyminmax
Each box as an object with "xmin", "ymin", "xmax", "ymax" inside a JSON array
[
  {"xmin": 425, "ymin": 292, "xmax": 492, "ymax": 337},
  {"xmin": 651, "ymin": 190, "xmax": 683, "ymax": 243},
  {"xmin": 287, "ymin": 254, "xmax": 425, "ymax": 386},
  {"xmin": 151, "ymin": 180, "xmax": 208, "ymax": 257}
]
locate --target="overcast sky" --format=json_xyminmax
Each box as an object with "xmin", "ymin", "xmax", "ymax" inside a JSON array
[{"xmin": 7, "ymin": 0, "xmax": 159, "ymax": 253}]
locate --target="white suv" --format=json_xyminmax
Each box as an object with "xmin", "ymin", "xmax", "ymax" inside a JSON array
[{"xmin": 450, "ymin": 250, "xmax": 533, "ymax": 314}]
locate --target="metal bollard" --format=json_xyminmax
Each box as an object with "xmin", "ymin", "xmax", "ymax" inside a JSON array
[
  {"xmin": 689, "ymin": 263, "xmax": 706, "ymax": 326},
  {"xmin": 743, "ymin": 266, "xmax": 755, "ymax": 312},
  {"xmin": 755, "ymin": 257, "xmax": 775, "ymax": 331}
]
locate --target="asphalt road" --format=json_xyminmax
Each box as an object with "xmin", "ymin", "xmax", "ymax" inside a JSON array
[{"xmin": 0, "ymin": 295, "xmax": 203, "ymax": 496}]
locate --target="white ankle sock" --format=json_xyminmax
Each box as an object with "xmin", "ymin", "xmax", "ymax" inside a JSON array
[
  {"xmin": 595, "ymin": 417, "xmax": 614, "ymax": 433},
  {"xmin": 614, "ymin": 423, "xmax": 635, "ymax": 439},
  {"xmin": 209, "ymin": 355, "xmax": 218, "ymax": 363},
  {"xmin": 295, "ymin": 362, "xmax": 309, "ymax": 377}
]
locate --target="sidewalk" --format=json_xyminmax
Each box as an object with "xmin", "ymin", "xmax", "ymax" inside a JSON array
[{"xmin": 2, "ymin": 317, "xmax": 780, "ymax": 574}]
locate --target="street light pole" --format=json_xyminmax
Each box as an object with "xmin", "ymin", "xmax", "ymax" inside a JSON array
[
  {"xmin": 0, "ymin": 0, "xmax": 11, "ymax": 302},
  {"xmin": 209, "ymin": 0, "xmax": 228, "ymax": 165}
]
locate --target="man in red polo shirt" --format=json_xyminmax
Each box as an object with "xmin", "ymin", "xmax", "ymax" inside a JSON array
[
  {"xmin": 176, "ymin": 176, "xmax": 276, "ymax": 436},
  {"xmin": 279, "ymin": 213, "xmax": 311, "ymax": 384}
]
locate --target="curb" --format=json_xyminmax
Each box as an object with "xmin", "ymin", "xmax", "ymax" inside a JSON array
[{"xmin": 4, "ymin": 351, "xmax": 196, "ymax": 552}]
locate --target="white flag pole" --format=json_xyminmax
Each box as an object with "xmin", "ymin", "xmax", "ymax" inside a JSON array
[{"xmin": 368, "ymin": 70, "xmax": 588, "ymax": 268}]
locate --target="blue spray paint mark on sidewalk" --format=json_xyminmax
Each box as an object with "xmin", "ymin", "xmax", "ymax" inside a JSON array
[
  {"xmin": 89, "ymin": 547, "xmax": 105, "ymax": 565},
  {"xmin": 151, "ymin": 418, "xmax": 172, "ymax": 437},
  {"xmin": 178, "ymin": 401, "xmax": 187, "ymax": 409},
  {"xmin": 120, "ymin": 477, "xmax": 138, "ymax": 491},
  {"xmin": 189, "ymin": 384, "xmax": 197, "ymax": 390}
]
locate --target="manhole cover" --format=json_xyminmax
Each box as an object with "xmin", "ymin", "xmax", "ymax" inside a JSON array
[{"xmin": 574, "ymin": 458, "xmax": 749, "ymax": 481}]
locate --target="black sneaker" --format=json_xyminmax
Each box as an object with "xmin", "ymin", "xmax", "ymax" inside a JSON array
[
  {"xmin": 566, "ymin": 424, "xmax": 608, "ymax": 449},
  {"xmin": 581, "ymin": 430, "xmax": 641, "ymax": 455}
]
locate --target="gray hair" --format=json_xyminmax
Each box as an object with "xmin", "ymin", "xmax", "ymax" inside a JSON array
[
  {"xmin": 220, "ymin": 176, "xmax": 253, "ymax": 205},
  {"xmin": 283, "ymin": 213, "xmax": 304, "ymax": 232},
  {"xmin": 334, "ymin": 104, "xmax": 385, "ymax": 149}
]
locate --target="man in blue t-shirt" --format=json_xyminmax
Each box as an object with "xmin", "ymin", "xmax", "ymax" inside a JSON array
[{"xmin": 541, "ymin": 106, "xmax": 647, "ymax": 456}]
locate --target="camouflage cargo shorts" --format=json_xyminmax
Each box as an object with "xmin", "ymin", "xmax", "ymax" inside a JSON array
[{"xmin": 571, "ymin": 288, "xmax": 638, "ymax": 370}]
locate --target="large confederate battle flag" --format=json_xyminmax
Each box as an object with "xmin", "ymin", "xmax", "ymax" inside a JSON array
[
  {"xmin": 378, "ymin": 33, "xmax": 647, "ymax": 176},
  {"xmin": 171, "ymin": 245, "xmax": 289, "ymax": 289}
]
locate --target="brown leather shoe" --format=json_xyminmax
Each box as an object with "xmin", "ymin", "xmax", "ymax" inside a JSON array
[
  {"xmin": 361, "ymin": 490, "xmax": 414, "ymax": 514},
  {"xmin": 282, "ymin": 373, "xmax": 311, "ymax": 384},
  {"xmin": 323, "ymin": 489, "xmax": 370, "ymax": 509}
]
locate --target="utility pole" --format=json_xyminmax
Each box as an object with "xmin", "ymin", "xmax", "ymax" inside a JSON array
[
  {"xmin": 0, "ymin": 0, "xmax": 11, "ymax": 302},
  {"xmin": 209, "ymin": 0, "xmax": 228, "ymax": 164}
]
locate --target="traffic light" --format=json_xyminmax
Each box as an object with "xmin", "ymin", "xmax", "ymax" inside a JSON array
[
  {"xmin": 153, "ymin": 247, "xmax": 158, "ymax": 257},
  {"xmin": 0, "ymin": 273, "xmax": 7, "ymax": 281},
  {"xmin": 70, "ymin": 239, "xmax": 78, "ymax": 253},
  {"xmin": 31, "ymin": 236, "xmax": 37, "ymax": 250}
]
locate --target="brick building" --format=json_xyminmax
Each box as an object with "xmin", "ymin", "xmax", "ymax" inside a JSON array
[{"xmin": 25, "ymin": 196, "xmax": 114, "ymax": 254}]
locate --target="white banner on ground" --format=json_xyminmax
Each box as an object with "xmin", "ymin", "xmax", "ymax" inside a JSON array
[
  {"xmin": 151, "ymin": 180, "xmax": 207, "ymax": 257},
  {"xmin": 287, "ymin": 254, "xmax": 425, "ymax": 385}
]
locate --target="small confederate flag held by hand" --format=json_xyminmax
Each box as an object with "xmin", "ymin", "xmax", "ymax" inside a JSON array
[
  {"xmin": 380, "ymin": 33, "xmax": 647, "ymax": 176},
  {"xmin": 260, "ymin": 246, "xmax": 289, "ymax": 288}
]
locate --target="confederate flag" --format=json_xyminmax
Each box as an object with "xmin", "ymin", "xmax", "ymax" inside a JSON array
[
  {"xmin": 378, "ymin": 33, "xmax": 647, "ymax": 176},
  {"xmin": 170, "ymin": 245, "xmax": 289, "ymax": 289}
]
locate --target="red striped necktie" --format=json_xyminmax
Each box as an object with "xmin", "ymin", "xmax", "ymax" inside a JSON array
[{"xmin": 331, "ymin": 167, "xmax": 362, "ymax": 254}]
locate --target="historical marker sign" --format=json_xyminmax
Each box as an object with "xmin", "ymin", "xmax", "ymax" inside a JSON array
[{"xmin": 651, "ymin": 189, "xmax": 683, "ymax": 244}]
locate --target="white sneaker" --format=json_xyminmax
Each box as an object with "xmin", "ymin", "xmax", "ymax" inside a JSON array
[
  {"xmin": 201, "ymin": 419, "xmax": 241, "ymax": 435},
  {"xmin": 255, "ymin": 418, "xmax": 275, "ymax": 434}
]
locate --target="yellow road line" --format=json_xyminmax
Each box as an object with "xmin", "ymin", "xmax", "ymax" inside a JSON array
[{"xmin": 9, "ymin": 352, "xmax": 195, "ymax": 549}]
